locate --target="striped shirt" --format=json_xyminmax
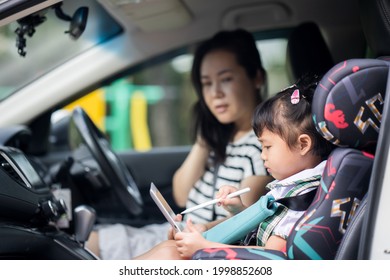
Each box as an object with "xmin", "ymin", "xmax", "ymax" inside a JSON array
[{"xmin": 185, "ymin": 130, "xmax": 266, "ymax": 224}]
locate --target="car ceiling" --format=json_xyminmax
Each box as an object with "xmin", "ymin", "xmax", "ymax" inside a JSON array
[
  {"xmin": 0, "ymin": 0, "xmax": 362, "ymax": 61},
  {"xmin": 98, "ymin": 0, "xmax": 365, "ymax": 61},
  {"xmin": 0, "ymin": 0, "xmax": 366, "ymax": 59}
]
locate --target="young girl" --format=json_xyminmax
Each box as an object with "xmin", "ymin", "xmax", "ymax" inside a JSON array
[{"xmin": 134, "ymin": 75, "xmax": 335, "ymax": 259}]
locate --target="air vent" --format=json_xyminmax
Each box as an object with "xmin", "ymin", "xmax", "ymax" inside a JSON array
[{"xmin": 0, "ymin": 151, "xmax": 30, "ymax": 188}]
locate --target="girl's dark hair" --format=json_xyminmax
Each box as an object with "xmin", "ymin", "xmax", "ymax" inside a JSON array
[
  {"xmin": 191, "ymin": 29, "xmax": 266, "ymax": 163},
  {"xmin": 252, "ymin": 75, "xmax": 335, "ymax": 159}
]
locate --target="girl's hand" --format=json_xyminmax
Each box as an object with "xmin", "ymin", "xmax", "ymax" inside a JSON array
[
  {"xmin": 217, "ymin": 185, "xmax": 246, "ymax": 215},
  {"xmin": 174, "ymin": 219, "xmax": 211, "ymax": 259}
]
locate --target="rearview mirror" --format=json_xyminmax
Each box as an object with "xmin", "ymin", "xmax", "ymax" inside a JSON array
[
  {"xmin": 54, "ymin": 4, "xmax": 89, "ymax": 40},
  {"xmin": 67, "ymin": 7, "xmax": 89, "ymax": 40}
]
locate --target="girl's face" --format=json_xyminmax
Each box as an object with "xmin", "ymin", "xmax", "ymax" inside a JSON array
[
  {"xmin": 259, "ymin": 129, "xmax": 307, "ymax": 181},
  {"xmin": 200, "ymin": 49, "xmax": 260, "ymax": 131}
]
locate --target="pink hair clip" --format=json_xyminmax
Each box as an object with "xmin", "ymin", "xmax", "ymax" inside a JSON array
[{"xmin": 291, "ymin": 89, "xmax": 300, "ymax": 104}]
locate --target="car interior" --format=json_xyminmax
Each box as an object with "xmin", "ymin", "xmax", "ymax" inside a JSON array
[{"xmin": 0, "ymin": 0, "xmax": 389, "ymax": 260}]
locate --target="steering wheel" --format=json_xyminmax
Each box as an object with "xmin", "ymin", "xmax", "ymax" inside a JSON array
[{"xmin": 70, "ymin": 107, "xmax": 143, "ymax": 215}]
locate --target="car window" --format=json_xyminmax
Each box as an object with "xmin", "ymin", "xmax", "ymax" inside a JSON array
[
  {"xmin": 61, "ymin": 37, "xmax": 289, "ymax": 152},
  {"xmin": 0, "ymin": 0, "xmax": 122, "ymax": 100}
]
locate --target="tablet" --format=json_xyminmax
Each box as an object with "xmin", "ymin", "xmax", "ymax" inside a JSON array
[{"xmin": 150, "ymin": 182, "xmax": 184, "ymax": 232}]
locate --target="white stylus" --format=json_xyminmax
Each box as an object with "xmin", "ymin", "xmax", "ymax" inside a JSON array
[{"xmin": 180, "ymin": 187, "xmax": 250, "ymax": 215}]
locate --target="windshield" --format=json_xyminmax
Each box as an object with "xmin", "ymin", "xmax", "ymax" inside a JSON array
[{"xmin": 0, "ymin": 0, "xmax": 122, "ymax": 101}]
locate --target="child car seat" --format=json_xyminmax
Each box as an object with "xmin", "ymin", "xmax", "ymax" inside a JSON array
[{"xmin": 193, "ymin": 58, "xmax": 389, "ymax": 260}]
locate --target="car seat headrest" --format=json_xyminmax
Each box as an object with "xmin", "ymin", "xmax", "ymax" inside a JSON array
[
  {"xmin": 312, "ymin": 58, "xmax": 389, "ymax": 153},
  {"xmin": 286, "ymin": 22, "xmax": 334, "ymax": 82},
  {"xmin": 359, "ymin": 0, "xmax": 390, "ymax": 57}
]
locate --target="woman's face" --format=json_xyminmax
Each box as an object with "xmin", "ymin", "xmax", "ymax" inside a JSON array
[{"xmin": 200, "ymin": 50, "xmax": 260, "ymax": 130}]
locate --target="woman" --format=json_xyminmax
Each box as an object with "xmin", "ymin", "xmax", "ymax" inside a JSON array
[
  {"xmin": 87, "ymin": 29, "xmax": 272, "ymax": 259},
  {"xmin": 172, "ymin": 29, "xmax": 271, "ymax": 227}
]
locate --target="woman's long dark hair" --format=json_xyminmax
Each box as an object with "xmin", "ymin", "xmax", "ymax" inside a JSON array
[{"xmin": 191, "ymin": 29, "xmax": 266, "ymax": 163}]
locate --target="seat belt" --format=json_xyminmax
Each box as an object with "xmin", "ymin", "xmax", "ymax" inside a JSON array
[{"xmin": 274, "ymin": 188, "xmax": 317, "ymax": 211}]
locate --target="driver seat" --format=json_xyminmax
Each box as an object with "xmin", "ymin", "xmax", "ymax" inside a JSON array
[{"xmin": 192, "ymin": 58, "xmax": 389, "ymax": 260}]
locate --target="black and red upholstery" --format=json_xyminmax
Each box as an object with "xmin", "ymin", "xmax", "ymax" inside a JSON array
[{"xmin": 192, "ymin": 58, "xmax": 389, "ymax": 260}]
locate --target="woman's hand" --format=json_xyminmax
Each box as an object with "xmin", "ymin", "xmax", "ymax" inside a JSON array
[
  {"xmin": 167, "ymin": 214, "xmax": 183, "ymax": 240},
  {"xmin": 217, "ymin": 185, "xmax": 246, "ymax": 215},
  {"xmin": 168, "ymin": 215, "xmax": 208, "ymax": 240},
  {"xmin": 174, "ymin": 219, "xmax": 211, "ymax": 259}
]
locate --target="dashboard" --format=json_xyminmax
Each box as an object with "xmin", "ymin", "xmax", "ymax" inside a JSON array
[
  {"xmin": 0, "ymin": 145, "xmax": 65, "ymax": 224},
  {"xmin": 0, "ymin": 125, "xmax": 96, "ymax": 259}
]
